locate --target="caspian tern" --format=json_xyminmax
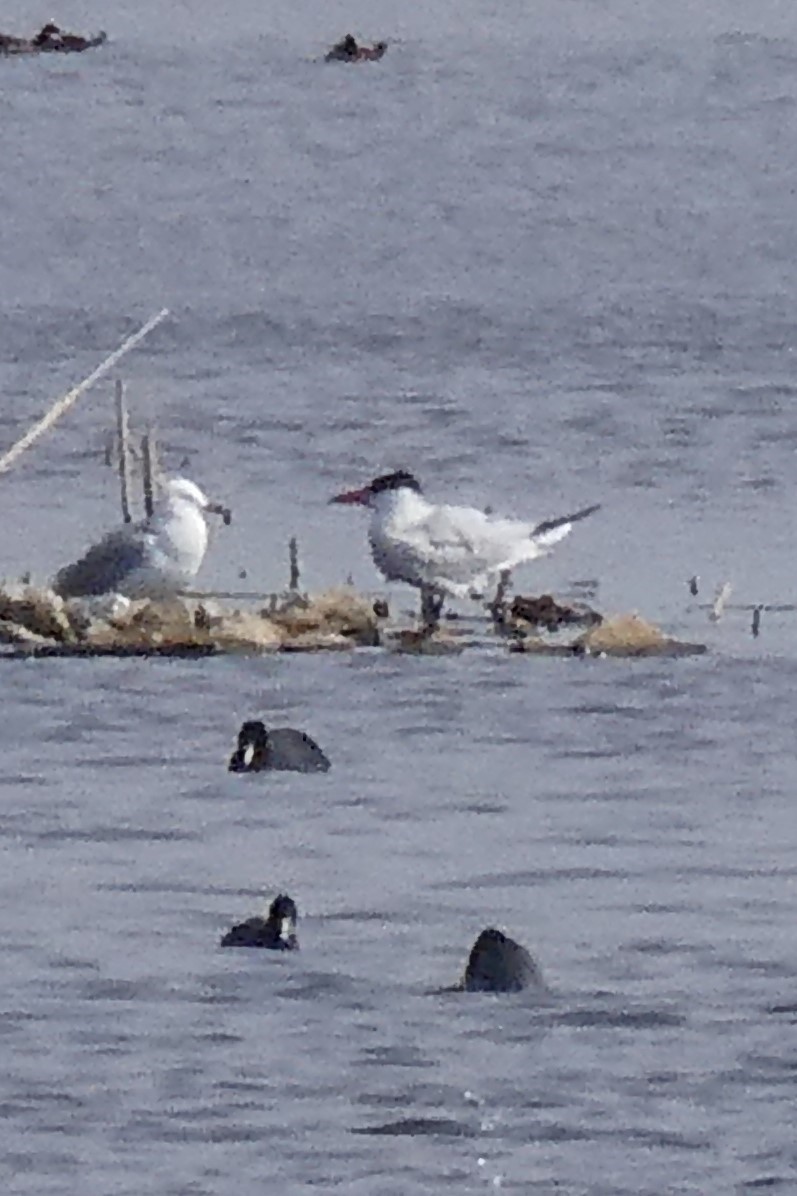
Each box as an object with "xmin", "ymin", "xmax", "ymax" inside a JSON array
[
  {"xmin": 53, "ymin": 477, "xmax": 231, "ymax": 600},
  {"xmin": 330, "ymin": 470, "xmax": 599, "ymax": 625}
]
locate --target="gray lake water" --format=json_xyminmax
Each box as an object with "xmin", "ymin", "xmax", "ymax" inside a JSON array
[{"xmin": 2, "ymin": 1, "xmax": 797, "ymax": 1192}]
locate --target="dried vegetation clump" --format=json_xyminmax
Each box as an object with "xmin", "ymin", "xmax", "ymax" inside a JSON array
[
  {"xmin": 574, "ymin": 613, "xmax": 706, "ymax": 658},
  {"xmin": 0, "ymin": 581, "xmax": 705, "ymax": 660},
  {"xmin": 0, "ymin": 583, "xmax": 384, "ymax": 657},
  {"xmin": 509, "ymin": 611, "xmax": 706, "ymax": 659},
  {"xmin": 0, "ymin": 583, "xmax": 78, "ymax": 646},
  {"xmin": 267, "ymin": 587, "xmax": 382, "ymax": 649}
]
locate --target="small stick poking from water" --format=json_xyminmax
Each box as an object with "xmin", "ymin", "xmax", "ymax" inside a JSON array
[
  {"xmin": 752, "ymin": 605, "xmax": 763, "ymax": 638},
  {"xmin": 709, "ymin": 581, "xmax": 732, "ymax": 623},
  {"xmin": 288, "ymin": 536, "xmax": 300, "ymax": 591},
  {"xmin": 115, "ymin": 380, "xmax": 133, "ymax": 524},
  {"xmin": 420, "ymin": 586, "xmax": 443, "ymax": 638},
  {"xmin": 489, "ymin": 568, "xmax": 512, "ymax": 627},
  {"xmin": 141, "ymin": 429, "xmax": 158, "ymax": 519},
  {"xmin": 688, "ymin": 575, "xmax": 699, "ymax": 597}
]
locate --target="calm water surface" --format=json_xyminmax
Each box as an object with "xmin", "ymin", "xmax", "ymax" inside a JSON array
[{"xmin": 1, "ymin": 1, "xmax": 797, "ymax": 1191}]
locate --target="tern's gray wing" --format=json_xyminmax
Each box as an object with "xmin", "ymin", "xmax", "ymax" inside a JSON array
[{"xmin": 53, "ymin": 524, "xmax": 149, "ymax": 598}]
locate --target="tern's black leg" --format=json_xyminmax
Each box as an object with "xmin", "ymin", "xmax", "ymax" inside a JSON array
[{"xmin": 420, "ymin": 586, "xmax": 444, "ymax": 636}]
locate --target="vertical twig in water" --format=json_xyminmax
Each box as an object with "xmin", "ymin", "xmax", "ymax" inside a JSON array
[
  {"xmin": 115, "ymin": 379, "xmax": 133, "ymax": 524},
  {"xmin": 489, "ymin": 568, "xmax": 512, "ymax": 628},
  {"xmin": 141, "ymin": 429, "xmax": 158, "ymax": 519},
  {"xmin": 288, "ymin": 536, "xmax": 300, "ymax": 591},
  {"xmin": 752, "ymin": 605, "xmax": 763, "ymax": 638},
  {"xmin": 709, "ymin": 581, "xmax": 732, "ymax": 623},
  {"xmin": 420, "ymin": 586, "xmax": 443, "ymax": 638}
]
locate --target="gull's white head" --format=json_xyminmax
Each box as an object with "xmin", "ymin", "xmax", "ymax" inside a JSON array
[
  {"xmin": 159, "ymin": 477, "xmax": 232, "ymax": 524},
  {"xmin": 164, "ymin": 477, "xmax": 210, "ymax": 510}
]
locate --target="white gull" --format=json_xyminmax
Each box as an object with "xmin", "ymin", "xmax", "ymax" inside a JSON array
[{"xmin": 53, "ymin": 476, "xmax": 230, "ymax": 600}]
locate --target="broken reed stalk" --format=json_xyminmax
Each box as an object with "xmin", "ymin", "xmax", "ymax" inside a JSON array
[
  {"xmin": 0, "ymin": 308, "xmax": 169, "ymax": 476},
  {"xmin": 420, "ymin": 586, "xmax": 443, "ymax": 638},
  {"xmin": 489, "ymin": 568, "xmax": 512, "ymax": 627},
  {"xmin": 289, "ymin": 536, "xmax": 300, "ymax": 591},
  {"xmin": 141, "ymin": 429, "xmax": 158, "ymax": 519},
  {"xmin": 752, "ymin": 605, "xmax": 763, "ymax": 638},
  {"xmin": 709, "ymin": 581, "xmax": 732, "ymax": 623},
  {"xmin": 115, "ymin": 379, "xmax": 133, "ymax": 524}
]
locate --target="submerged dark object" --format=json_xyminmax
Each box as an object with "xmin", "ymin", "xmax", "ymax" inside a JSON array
[
  {"xmin": 510, "ymin": 592, "xmax": 602, "ymax": 633},
  {"xmin": 1, "ymin": 24, "xmax": 108, "ymax": 55},
  {"xmin": 0, "ymin": 32, "xmax": 32, "ymax": 54},
  {"xmin": 228, "ymin": 719, "xmax": 331, "ymax": 773},
  {"xmin": 353, "ymin": 1117, "xmax": 474, "ymax": 1138},
  {"xmin": 32, "ymin": 23, "xmax": 107, "ymax": 52},
  {"xmin": 510, "ymin": 612, "xmax": 707, "ymax": 659},
  {"xmin": 324, "ymin": 34, "xmax": 387, "ymax": 62},
  {"xmin": 454, "ymin": 927, "xmax": 543, "ymax": 993},
  {"xmin": 752, "ymin": 604, "xmax": 763, "ymax": 638},
  {"xmin": 221, "ymin": 893, "xmax": 299, "ymax": 949}
]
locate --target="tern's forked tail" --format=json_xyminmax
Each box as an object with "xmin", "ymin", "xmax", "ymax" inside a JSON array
[{"xmin": 530, "ymin": 502, "xmax": 601, "ymax": 547}]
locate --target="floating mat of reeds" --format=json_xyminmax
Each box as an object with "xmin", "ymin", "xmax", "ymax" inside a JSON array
[
  {"xmin": 0, "ymin": 584, "xmax": 706, "ymax": 660},
  {"xmin": 0, "ymin": 584, "xmax": 383, "ymax": 658},
  {"xmin": 509, "ymin": 612, "xmax": 706, "ymax": 659}
]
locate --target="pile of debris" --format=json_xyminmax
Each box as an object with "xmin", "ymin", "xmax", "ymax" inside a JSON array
[
  {"xmin": 0, "ymin": 583, "xmax": 382, "ymax": 657},
  {"xmin": 501, "ymin": 594, "xmax": 705, "ymax": 659},
  {"xmin": 0, "ymin": 583, "xmax": 706, "ymax": 661}
]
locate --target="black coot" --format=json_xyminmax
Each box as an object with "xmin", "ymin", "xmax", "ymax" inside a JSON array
[
  {"xmin": 228, "ymin": 720, "xmax": 331, "ymax": 773},
  {"xmin": 455, "ymin": 927, "xmax": 543, "ymax": 993},
  {"xmin": 221, "ymin": 893, "xmax": 299, "ymax": 949}
]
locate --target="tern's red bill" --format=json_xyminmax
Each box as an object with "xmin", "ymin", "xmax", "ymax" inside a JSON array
[{"xmin": 329, "ymin": 485, "xmax": 370, "ymax": 505}]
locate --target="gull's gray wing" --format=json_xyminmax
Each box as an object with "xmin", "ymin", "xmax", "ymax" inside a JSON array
[{"xmin": 53, "ymin": 524, "xmax": 149, "ymax": 598}]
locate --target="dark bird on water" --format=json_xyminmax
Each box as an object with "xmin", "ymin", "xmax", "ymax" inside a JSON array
[
  {"xmin": 228, "ymin": 719, "xmax": 331, "ymax": 774},
  {"xmin": 324, "ymin": 34, "xmax": 387, "ymax": 62},
  {"xmin": 453, "ymin": 927, "xmax": 543, "ymax": 993},
  {"xmin": 221, "ymin": 893, "xmax": 299, "ymax": 949}
]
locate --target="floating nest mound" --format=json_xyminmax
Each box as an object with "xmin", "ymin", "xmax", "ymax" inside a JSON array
[
  {"xmin": 268, "ymin": 587, "xmax": 382, "ymax": 650},
  {"xmin": 0, "ymin": 583, "xmax": 382, "ymax": 658},
  {"xmin": 0, "ymin": 584, "xmax": 705, "ymax": 660},
  {"xmin": 0, "ymin": 584, "xmax": 78, "ymax": 645},
  {"xmin": 387, "ymin": 625, "xmax": 466, "ymax": 656},
  {"xmin": 509, "ymin": 610, "xmax": 706, "ymax": 659},
  {"xmin": 575, "ymin": 613, "xmax": 706, "ymax": 658}
]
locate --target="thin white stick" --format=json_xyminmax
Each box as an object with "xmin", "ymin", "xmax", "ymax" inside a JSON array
[
  {"xmin": 709, "ymin": 581, "xmax": 732, "ymax": 623},
  {"xmin": 0, "ymin": 308, "xmax": 169, "ymax": 476},
  {"xmin": 115, "ymin": 379, "xmax": 133, "ymax": 524}
]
